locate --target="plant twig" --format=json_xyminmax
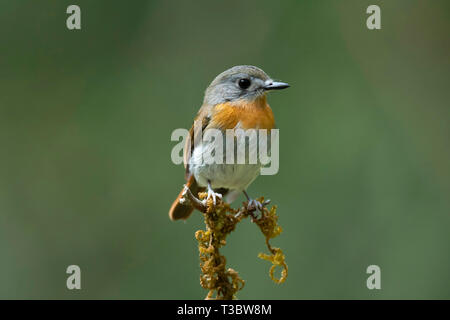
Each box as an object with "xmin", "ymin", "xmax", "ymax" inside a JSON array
[
  {"xmin": 181, "ymin": 185, "xmax": 207, "ymax": 212},
  {"xmin": 184, "ymin": 186, "xmax": 288, "ymax": 299}
]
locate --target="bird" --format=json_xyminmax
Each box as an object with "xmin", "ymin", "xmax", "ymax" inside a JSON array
[{"xmin": 169, "ymin": 65, "xmax": 289, "ymax": 220}]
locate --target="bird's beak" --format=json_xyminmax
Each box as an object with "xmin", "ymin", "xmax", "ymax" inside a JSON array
[{"xmin": 264, "ymin": 80, "xmax": 290, "ymax": 91}]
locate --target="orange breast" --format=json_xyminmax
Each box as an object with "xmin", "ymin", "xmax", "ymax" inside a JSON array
[{"xmin": 210, "ymin": 95, "xmax": 275, "ymax": 130}]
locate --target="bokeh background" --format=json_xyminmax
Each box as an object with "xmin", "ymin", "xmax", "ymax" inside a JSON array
[{"xmin": 0, "ymin": 0, "xmax": 449, "ymax": 299}]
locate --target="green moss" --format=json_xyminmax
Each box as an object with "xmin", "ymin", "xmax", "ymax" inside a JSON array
[{"xmin": 195, "ymin": 193, "xmax": 288, "ymax": 300}]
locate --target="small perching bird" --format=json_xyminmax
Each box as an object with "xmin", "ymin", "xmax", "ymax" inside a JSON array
[{"xmin": 169, "ymin": 65, "xmax": 289, "ymax": 220}]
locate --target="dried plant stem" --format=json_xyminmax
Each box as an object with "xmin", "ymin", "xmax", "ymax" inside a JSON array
[{"xmin": 181, "ymin": 187, "xmax": 288, "ymax": 300}]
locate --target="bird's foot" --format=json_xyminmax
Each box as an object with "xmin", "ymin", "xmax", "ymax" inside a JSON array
[
  {"xmin": 244, "ymin": 193, "xmax": 271, "ymax": 221},
  {"xmin": 206, "ymin": 183, "xmax": 222, "ymax": 206},
  {"xmin": 247, "ymin": 199, "xmax": 264, "ymax": 212}
]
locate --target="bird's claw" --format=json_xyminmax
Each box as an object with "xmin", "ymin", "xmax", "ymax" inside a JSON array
[
  {"xmin": 247, "ymin": 199, "xmax": 263, "ymax": 211},
  {"xmin": 206, "ymin": 188, "xmax": 222, "ymax": 206},
  {"xmin": 246, "ymin": 198, "xmax": 271, "ymax": 221}
]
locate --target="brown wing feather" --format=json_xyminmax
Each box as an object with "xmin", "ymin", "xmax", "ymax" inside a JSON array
[{"xmin": 183, "ymin": 109, "xmax": 211, "ymax": 180}]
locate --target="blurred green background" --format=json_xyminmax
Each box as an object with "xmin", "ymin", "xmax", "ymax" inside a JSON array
[{"xmin": 0, "ymin": 0, "xmax": 449, "ymax": 299}]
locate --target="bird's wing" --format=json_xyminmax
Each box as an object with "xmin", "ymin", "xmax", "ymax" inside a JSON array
[{"xmin": 183, "ymin": 107, "xmax": 211, "ymax": 180}]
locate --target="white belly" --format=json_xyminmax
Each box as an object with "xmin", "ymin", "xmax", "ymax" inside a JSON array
[{"xmin": 189, "ymin": 141, "xmax": 262, "ymax": 191}]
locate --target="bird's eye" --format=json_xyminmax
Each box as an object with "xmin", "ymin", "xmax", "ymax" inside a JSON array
[{"xmin": 238, "ymin": 78, "xmax": 251, "ymax": 89}]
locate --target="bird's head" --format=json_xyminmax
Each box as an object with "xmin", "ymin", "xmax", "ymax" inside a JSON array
[{"xmin": 204, "ymin": 65, "xmax": 289, "ymax": 105}]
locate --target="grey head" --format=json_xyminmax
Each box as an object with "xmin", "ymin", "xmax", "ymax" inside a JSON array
[{"xmin": 203, "ymin": 65, "xmax": 289, "ymax": 105}]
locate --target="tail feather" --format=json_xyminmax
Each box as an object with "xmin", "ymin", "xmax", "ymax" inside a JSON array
[
  {"xmin": 169, "ymin": 176, "xmax": 231, "ymax": 221},
  {"xmin": 169, "ymin": 175, "xmax": 204, "ymax": 220}
]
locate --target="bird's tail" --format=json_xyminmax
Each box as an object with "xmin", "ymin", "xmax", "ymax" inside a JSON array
[{"xmin": 169, "ymin": 175, "xmax": 204, "ymax": 220}]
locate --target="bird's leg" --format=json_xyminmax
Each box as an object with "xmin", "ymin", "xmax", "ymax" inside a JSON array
[
  {"xmin": 243, "ymin": 190, "xmax": 264, "ymax": 212},
  {"xmin": 206, "ymin": 180, "xmax": 222, "ymax": 206}
]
